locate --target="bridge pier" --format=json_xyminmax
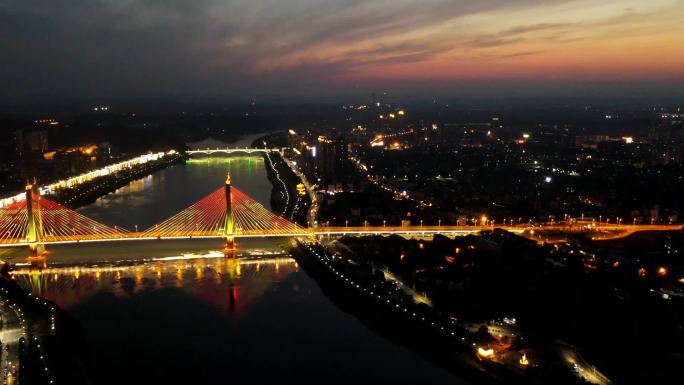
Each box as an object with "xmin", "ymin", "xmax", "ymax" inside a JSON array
[
  {"xmin": 28, "ymin": 241, "xmax": 47, "ymax": 270},
  {"xmin": 224, "ymin": 173, "xmax": 237, "ymax": 257},
  {"xmin": 224, "ymin": 236, "xmax": 237, "ymax": 256},
  {"xmin": 25, "ymin": 180, "xmax": 48, "ymax": 264},
  {"xmin": 28, "ymin": 242, "xmax": 45, "ymax": 257}
]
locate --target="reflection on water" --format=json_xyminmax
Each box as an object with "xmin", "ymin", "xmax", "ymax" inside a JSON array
[
  {"xmin": 114, "ymin": 175, "xmax": 155, "ymax": 195},
  {"xmin": 13, "ymin": 257, "xmax": 298, "ymax": 314},
  {"xmin": 13, "ymin": 255, "xmax": 466, "ymax": 385}
]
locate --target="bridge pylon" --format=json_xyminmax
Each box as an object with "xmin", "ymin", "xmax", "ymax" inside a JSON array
[
  {"xmin": 25, "ymin": 179, "xmax": 47, "ymax": 263},
  {"xmin": 224, "ymin": 173, "xmax": 236, "ymax": 256}
]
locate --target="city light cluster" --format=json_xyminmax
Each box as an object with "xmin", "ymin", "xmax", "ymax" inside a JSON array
[{"xmin": 0, "ymin": 151, "xmax": 170, "ymax": 209}]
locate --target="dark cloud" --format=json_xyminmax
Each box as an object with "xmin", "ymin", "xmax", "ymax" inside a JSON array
[{"xmin": 0, "ymin": 0, "xmax": 681, "ymax": 101}]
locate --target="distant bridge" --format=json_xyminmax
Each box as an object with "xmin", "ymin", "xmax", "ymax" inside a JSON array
[{"xmin": 186, "ymin": 148, "xmax": 282, "ymax": 155}]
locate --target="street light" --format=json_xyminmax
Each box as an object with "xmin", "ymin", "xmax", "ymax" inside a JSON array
[
  {"xmin": 438, "ymin": 219, "xmax": 442, "ymax": 227},
  {"xmin": 383, "ymin": 220, "xmax": 386, "ymax": 227}
]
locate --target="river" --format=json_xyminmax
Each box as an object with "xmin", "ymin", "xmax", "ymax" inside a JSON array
[{"xmin": 9, "ymin": 136, "xmax": 469, "ymax": 385}]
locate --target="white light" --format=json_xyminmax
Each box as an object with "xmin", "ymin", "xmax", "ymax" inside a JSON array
[{"xmin": 544, "ymin": 176, "xmax": 552, "ymax": 183}]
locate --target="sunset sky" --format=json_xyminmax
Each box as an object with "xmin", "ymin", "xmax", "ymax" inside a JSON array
[{"xmin": 2, "ymin": 0, "xmax": 683, "ymax": 100}]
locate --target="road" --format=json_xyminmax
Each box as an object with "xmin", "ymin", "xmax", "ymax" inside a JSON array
[
  {"xmin": 0, "ymin": 299, "xmax": 24, "ymax": 385},
  {"xmin": 1, "ymin": 223, "xmax": 681, "ymax": 248},
  {"xmin": 556, "ymin": 341, "xmax": 614, "ymax": 385}
]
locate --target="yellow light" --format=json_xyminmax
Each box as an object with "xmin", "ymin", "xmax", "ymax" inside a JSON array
[
  {"xmin": 477, "ymin": 347, "xmax": 494, "ymax": 357},
  {"xmin": 397, "ymin": 110, "xmax": 405, "ymax": 115},
  {"xmin": 481, "ymin": 215, "xmax": 487, "ymax": 224},
  {"xmin": 520, "ymin": 354, "xmax": 529, "ymax": 366},
  {"xmin": 288, "ymin": 129, "xmax": 297, "ymax": 135},
  {"xmin": 658, "ymin": 266, "xmax": 667, "ymax": 276},
  {"xmin": 389, "ymin": 113, "xmax": 396, "ymax": 119}
]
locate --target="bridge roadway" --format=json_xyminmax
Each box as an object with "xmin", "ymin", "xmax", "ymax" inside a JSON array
[
  {"xmin": 186, "ymin": 148, "xmax": 281, "ymax": 155},
  {"xmin": 0, "ymin": 224, "xmax": 681, "ymax": 248}
]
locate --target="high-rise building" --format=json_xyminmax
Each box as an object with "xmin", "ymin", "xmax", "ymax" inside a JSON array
[
  {"xmin": 13, "ymin": 128, "xmax": 49, "ymax": 158},
  {"xmin": 25, "ymin": 129, "xmax": 49, "ymax": 153}
]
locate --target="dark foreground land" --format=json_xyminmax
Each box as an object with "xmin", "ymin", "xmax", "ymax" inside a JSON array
[{"xmin": 291, "ymin": 228, "xmax": 684, "ymax": 385}]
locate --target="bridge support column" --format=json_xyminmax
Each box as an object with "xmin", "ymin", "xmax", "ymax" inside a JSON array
[
  {"xmin": 224, "ymin": 173, "xmax": 237, "ymax": 256},
  {"xmin": 25, "ymin": 180, "xmax": 47, "ymax": 265}
]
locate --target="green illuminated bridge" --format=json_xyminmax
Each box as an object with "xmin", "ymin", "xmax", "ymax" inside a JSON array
[{"xmin": 186, "ymin": 148, "xmax": 281, "ymax": 155}]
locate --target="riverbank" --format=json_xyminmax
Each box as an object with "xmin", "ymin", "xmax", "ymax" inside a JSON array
[
  {"xmin": 0, "ymin": 266, "xmax": 89, "ymax": 384},
  {"xmin": 51, "ymin": 152, "xmax": 187, "ymax": 209},
  {"xmin": 262, "ymin": 151, "xmax": 310, "ymax": 226},
  {"xmin": 288, "ymin": 239, "xmax": 535, "ymax": 385}
]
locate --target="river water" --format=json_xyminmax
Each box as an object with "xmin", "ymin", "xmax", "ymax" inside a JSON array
[{"xmin": 9, "ymin": 138, "xmax": 468, "ymax": 385}]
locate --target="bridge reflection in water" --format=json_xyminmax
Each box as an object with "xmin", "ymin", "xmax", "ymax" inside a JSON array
[{"xmin": 11, "ymin": 256, "xmax": 299, "ymax": 314}]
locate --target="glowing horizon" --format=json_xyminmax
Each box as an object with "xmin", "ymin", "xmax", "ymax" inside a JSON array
[{"xmin": 1, "ymin": 0, "xmax": 683, "ymax": 98}]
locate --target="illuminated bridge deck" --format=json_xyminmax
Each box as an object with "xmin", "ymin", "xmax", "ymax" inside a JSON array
[
  {"xmin": 0, "ymin": 224, "xmax": 681, "ymax": 247},
  {"xmin": 2, "ymin": 178, "xmax": 681, "ymax": 250},
  {"xmin": 186, "ymin": 148, "xmax": 281, "ymax": 155}
]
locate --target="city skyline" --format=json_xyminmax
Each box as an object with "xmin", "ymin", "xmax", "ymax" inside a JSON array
[{"xmin": 2, "ymin": 0, "xmax": 684, "ymax": 101}]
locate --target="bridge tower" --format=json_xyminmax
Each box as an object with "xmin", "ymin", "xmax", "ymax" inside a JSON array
[
  {"xmin": 25, "ymin": 180, "xmax": 46, "ymax": 263},
  {"xmin": 224, "ymin": 173, "xmax": 236, "ymax": 254}
]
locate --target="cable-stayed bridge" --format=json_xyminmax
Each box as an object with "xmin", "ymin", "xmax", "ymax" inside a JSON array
[{"xmin": 1, "ymin": 178, "xmax": 681, "ymax": 258}]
